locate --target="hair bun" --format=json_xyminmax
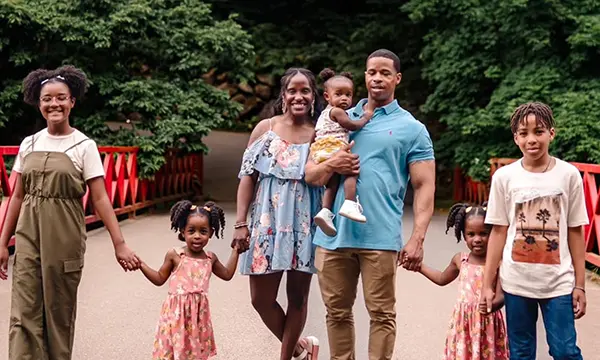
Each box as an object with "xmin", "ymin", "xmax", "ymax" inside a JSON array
[
  {"xmin": 319, "ymin": 68, "xmax": 336, "ymax": 82},
  {"xmin": 339, "ymin": 71, "xmax": 354, "ymax": 80}
]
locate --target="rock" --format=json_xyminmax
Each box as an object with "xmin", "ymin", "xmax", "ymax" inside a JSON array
[
  {"xmin": 240, "ymin": 96, "xmax": 260, "ymax": 117},
  {"xmin": 217, "ymin": 82, "xmax": 238, "ymax": 96},
  {"xmin": 216, "ymin": 73, "xmax": 228, "ymax": 82},
  {"xmin": 238, "ymin": 81, "xmax": 254, "ymax": 94},
  {"xmin": 201, "ymin": 68, "xmax": 217, "ymax": 85},
  {"xmin": 255, "ymin": 84, "xmax": 272, "ymax": 100},
  {"xmin": 257, "ymin": 73, "xmax": 275, "ymax": 87},
  {"xmin": 231, "ymin": 94, "xmax": 246, "ymax": 104}
]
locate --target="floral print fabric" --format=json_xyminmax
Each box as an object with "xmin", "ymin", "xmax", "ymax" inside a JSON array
[
  {"xmin": 153, "ymin": 249, "xmax": 216, "ymax": 360},
  {"xmin": 443, "ymin": 253, "xmax": 509, "ymax": 359},
  {"xmin": 238, "ymin": 130, "xmax": 322, "ymax": 275}
]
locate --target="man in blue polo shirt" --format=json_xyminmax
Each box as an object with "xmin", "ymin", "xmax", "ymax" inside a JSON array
[{"xmin": 305, "ymin": 49, "xmax": 436, "ymax": 360}]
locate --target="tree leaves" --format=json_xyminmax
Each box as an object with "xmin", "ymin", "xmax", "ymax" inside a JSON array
[{"xmin": 0, "ymin": 0, "xmax": 254, "ymax": 178}]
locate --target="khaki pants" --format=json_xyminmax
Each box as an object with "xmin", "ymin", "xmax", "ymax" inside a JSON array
[{"xmin": 315, "ymin": 246, "xmax": 397, "ymax": 360}]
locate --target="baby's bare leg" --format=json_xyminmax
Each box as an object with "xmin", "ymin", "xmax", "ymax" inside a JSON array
[
  {"xmin": 343, "ymin": 175, "xmax": 358, "ymax": 201},
  {"xmin": 323, "ymin": 174, "xmax": 340, "ymax": 210}
]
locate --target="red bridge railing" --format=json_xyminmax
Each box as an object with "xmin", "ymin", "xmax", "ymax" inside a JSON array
[
  {"xmin": 0, "ymin": 146, "xmax": 203, "ymax": 249},
  {"xmin": 454, "ymin": 158, "xmax": 600, "ymax": 267}
]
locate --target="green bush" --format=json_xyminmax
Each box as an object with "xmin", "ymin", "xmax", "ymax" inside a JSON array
[{"xmin": 0, "ymin": 0, "xmax": 254, "ymax": 178}]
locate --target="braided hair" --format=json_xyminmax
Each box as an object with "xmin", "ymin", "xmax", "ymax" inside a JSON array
[
  {"xmin": 510, "ymin": 102, "xmax": 555, "ymax": 134},
  {"xmin": 446, "ymin": 202, "xmax": 488, "ymax": 243},
  {"xmin": 23, "ymin": 65, "xmax": 89, "ymax": 106},
  {"xmin": 319, "ymin": 67, "xmax": 354, "ymax": 90},
  {"xmin": 170, "ymin": 200, "xmax": 226, "ymax": 241}
]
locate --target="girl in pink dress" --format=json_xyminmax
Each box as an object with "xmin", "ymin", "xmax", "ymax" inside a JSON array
[
  {"xmin": 139, "ymin": 200, "xmax": 244, "ymax": 360},
  {"xmin": 416, "ymin": 202, "xmax": 509, "ymax": 359}
]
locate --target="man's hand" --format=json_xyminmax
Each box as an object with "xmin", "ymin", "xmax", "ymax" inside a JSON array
[
  {"xmin": 328, "ymin": 141, "xmax": 360, "ymax": 176},
  {"xmin": 573, "ymin": 288, "xmax": 587, "ymax": 319},
  {"xmin": 398, "ymin": 236, "xmax": 423, "ymax": 271}
]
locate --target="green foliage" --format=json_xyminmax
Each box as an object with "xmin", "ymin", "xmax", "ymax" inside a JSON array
[
  {"xmin": 0, "ymin": 0, "xmax": 254, "ymax": 178},
  {"xmin": 207, "ymin": 0, "xmax": 430, "ymax": 119},
  {"xmin": 404, "ymin": 0, "xmax": 600, "ymax": 180}
]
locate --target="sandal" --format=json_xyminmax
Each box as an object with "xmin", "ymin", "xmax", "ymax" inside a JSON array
[{"xmin": 292, "ymin": 336, "xmax": 320, "ymax": 360}]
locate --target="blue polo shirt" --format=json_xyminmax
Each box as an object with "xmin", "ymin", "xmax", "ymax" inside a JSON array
[{"xmin": 312, "ymin": 99, "xmax": 434, "ymax": 251}]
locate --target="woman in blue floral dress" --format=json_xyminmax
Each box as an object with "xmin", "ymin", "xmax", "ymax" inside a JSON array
[{"xmin": 233, "ymin": 68, "xmax": 323, "ymax": 360}]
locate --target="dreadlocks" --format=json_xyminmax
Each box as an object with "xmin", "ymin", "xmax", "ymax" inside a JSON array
[{"xmin": 510, "ymin": 102, "xmax": 555, "ymax": 134}]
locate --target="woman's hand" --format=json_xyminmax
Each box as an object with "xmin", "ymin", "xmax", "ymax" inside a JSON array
[
  {"xmin": 115, "ymin": 242, "xmax": 141, "ymax": 271},
  {"xmin": 232, "ymin": 226, "xmax": 250, "ymax": 253},
  {"xmin": 328, "ymin": 141, "xmax": 360, "ymax": 176}
]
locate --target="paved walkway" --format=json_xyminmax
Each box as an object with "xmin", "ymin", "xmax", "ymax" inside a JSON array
[{"xmin": 0, "ymin": 205, "xmax": 599, "ymax": 359}]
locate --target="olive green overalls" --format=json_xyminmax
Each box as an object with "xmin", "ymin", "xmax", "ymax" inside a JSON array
[{"xmin": 9, "ymin": 136, "xmax": 89, "ymax": 360}]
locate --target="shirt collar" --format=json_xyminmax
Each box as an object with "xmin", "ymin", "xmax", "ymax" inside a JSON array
[{"xmin": 352, "ymin": 99, "xmax": 400, "ymax": 116}]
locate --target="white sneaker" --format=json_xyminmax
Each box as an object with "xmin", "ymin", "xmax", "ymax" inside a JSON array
[
  {"xmin": 338, "ymin": 198, "xmax": 366, "ymax": 223},
  {"xmin": 314, "ymin": 208, "xmax": 337, "ymax": 236}
]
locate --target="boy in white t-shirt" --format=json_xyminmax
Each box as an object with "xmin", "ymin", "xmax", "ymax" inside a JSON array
[{"xmin": 480, "ymin": 102, "xmax": 587, "ymax": 360}]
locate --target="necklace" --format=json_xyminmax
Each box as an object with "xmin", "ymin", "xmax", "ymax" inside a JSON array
[
  {"xmin": 542, "ymin": 157, "xmax": 553, "ymax": 172},
  {"xmin": 522, "ymin": 156, "xmax": 553, "ymax": 173}
]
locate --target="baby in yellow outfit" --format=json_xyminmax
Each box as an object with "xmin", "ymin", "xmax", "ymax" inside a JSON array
[{"xmin": 311, "ymin": 68, "xmax": 373, "ymax": 236}]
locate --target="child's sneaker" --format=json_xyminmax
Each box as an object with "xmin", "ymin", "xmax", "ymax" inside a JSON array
[
  {"xmin": 314, "ymin": 208, "xmax": 337, "ymax": 236},
  {"xmin": 338, "ymin": 198, "xmax": 366, "ymax": 223}
]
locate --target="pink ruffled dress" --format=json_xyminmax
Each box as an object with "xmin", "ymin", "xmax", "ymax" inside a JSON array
[
  {"xmin": 153, "ymin": 248, "xmax": 216, "ymax": 360},
  {"xmin": 443, "ymin": 253, "xmax": 509, "ymax": 359}
]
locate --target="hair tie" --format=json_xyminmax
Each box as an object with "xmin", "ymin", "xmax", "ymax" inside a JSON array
[
  {"xmin": 41, "ymin": 75, "xmax": 66, "ymax": 85},
  {"xmin": 190, "ymin": 205, "xmax": 197, "ymax": 210},
  {"xmin": 203, "ymin": 206, "xmax": 211, "ymax": 212}
]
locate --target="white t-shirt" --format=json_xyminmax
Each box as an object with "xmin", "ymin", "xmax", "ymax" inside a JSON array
[
  {"xmin": 13, "ymin": 128, "xmax": 105, "ymax": 181},
  {"xmin": 485, "ymin": 158, "xmax": 588, "ymax": 299}
]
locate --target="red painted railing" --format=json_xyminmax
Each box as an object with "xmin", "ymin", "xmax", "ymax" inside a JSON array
[
  {"xmin": 0, "ymin": 146, "xmax": 203, "ymax": 248},
  {"xmin": 454, "ymin": 158, "xmax": 600, "ymax": 267}
]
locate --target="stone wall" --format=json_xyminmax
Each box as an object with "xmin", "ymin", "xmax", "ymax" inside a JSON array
[{"xmin": 201, "ymin": 69, "xmax": 277, "ymax": 127}]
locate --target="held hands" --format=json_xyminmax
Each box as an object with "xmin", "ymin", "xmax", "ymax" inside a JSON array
[
  {"xmin": 0, "ymin": 246, "xmax": 9, "ymax": 280},
  {"xmin": 398, "ymin": 236, "xmax": 424, "ymax": 271},
  {"xmin": 232, "ymin": 226, "xmax": 250, "ymax": 254},
  {"xmin": 478, "ymin": 287, "xmax": 495, "ymax": 314},
  {"xmin": 573, "ymin": 288, "xmax": 587, "ymax": 319},
  {"xmin": 115, "ymin": 242, "xmax": 141, "ymax": 271}
]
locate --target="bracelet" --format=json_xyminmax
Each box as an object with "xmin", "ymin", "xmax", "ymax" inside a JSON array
[
  {"xmin": 574, "ymin": 286, "xmax": 585, "ymax": 293},
  {"xmin": 234, "ymin": 222, "xmax": 248, "ymax": 229}
]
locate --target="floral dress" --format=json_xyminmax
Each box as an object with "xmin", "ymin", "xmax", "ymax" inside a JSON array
[
  {"xmin": 153, "ymin": 248, "xmax": 216, "ymax": 360},
  {"xmin": 239, "ymin": 120, "xmax": 322, "ymax": 275},
  {"xmin": 443, "ymin": 253, "xmax": 509, "ymax": 360}
]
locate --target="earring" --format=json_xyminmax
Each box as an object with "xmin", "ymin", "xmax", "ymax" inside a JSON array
[
  {"xmin": 311, "ymin": 101, "xmax": 315, "ymax": 117},
  {"xmin": 282, "ymin": 102, "xmax": 287, "ymax": 114}
]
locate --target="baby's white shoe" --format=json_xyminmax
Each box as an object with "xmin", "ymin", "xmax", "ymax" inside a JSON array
[
  {"xmin": 315, "ymin": 208, "xmax": 337, "ymax": 236},
  {"xmin": 338, "ymin": 198, "xmax": 366, "ymax": 223}
]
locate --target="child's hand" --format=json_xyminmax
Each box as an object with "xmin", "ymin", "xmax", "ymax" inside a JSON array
[
  {"xmin": 479, "ymin": 287, "xmax": 495, "ymax": 314},
  {"xmin": 573, "ymin": 288, "xmax": 586, "ymax": 319}
]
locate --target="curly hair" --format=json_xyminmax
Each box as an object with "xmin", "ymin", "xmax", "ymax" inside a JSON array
[
  {"xmin": 446, "ymin": 202, "xmax": 489, "ymax": 242},
  {"xmin": 170, "ymin": 200, "xmax": 226, "ymax": 241},
  {"xmin": 318, "ymin": 68, "xmax": 354, "ymax": 90},
  {"xmin": 510, "ymin": 102, "xmax": 555, "ymax": 134},
  {"xmin": 23, "ymin": 65, "xmax": 89, "ymax": 106},
  {"xmin": 262, "ymin": 67, "xmax": 322, "ymax": 123}
]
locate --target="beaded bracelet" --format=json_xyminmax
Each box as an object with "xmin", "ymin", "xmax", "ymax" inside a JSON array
[{"xmin": 234, "ymin": 222, "xmax": 248, "ymax": 229}]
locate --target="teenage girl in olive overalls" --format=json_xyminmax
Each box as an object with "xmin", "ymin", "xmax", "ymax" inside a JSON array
[{"xmin": 0, "ymin": 65, "xmax": 141, "ymax": 360}]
